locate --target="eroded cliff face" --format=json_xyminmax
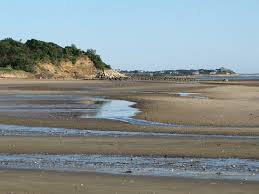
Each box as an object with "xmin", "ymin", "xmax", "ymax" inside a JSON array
[
  {"xmin": 35, "ymin": 56, "xmax": 98, "ymax": 79},
  {"xmin": 34, "ymin": 56, "xmax": 126, "ymax": 79},
  {"xmin": 0, "ymin": 56, "xmax": 126, "ymax": 80}
]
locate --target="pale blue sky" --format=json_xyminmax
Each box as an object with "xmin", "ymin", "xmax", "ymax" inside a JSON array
[{"xmin": 1, "ymin": 0, "xmax": 259, "ymax": 73}]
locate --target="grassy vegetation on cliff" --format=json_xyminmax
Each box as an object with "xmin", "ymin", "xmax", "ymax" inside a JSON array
[{"xmin": 0, "ymin": 38, "xmax": 111, "ymax": 72}]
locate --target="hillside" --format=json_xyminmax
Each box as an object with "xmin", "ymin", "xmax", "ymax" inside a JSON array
[{"xmin": 0, "ymin": 38, "xmax": 125, "ymax": 79}]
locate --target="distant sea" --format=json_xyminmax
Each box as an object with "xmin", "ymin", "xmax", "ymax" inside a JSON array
[{"xmin": 197, "ymin": 74, "xmax": 259, "ymax": 81}]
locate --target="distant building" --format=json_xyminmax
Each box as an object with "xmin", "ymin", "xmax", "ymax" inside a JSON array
[
  {"xmin": 210, "ymin": 71, "xmax": 217, "ymax": 75},
  {"xmin": 216, "ymin": 67, "xmax": 235, "ymax": 75},
  {"xmin": 192, "ymin": 71, "xmax": 200, "ymax": 75}
]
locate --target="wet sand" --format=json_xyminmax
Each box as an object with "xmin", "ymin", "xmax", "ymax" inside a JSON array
[
  {"xmin": 0, "ymin": 79, "xmax": 259, "ymax": 193},
  {"xmin": 1, "ymin": 116, "xmax": 259, "ymax": 136},
  {"xmin": 118, "ymin": 85, "xmax": 259, "ymax": 127},
  {"xmin": 0, "ymin": 80, "xmax": 259, "ymax": 133},
  {"xmin": 1, "ymin": 170, "xmax": 259, "ymax": 194},
  {"xmin": 0, "ymin": 136, "xmax": 259, "ymax": 159}
]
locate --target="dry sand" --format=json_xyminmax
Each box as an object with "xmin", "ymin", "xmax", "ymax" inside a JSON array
[{"xmin": 1, "ymin": 170, "xmax": 259, "ymax": 194}]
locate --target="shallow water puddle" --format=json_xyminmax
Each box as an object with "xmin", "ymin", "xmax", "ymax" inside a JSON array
[
  {"xmin": 0, "ymin": 154, "xmax": 258, "ymax": 181},
  {"xmin": 0, "ymin": 94, "xmax": 181, "ymax": 126},
  {"xmin": 0, "ymin": 124, "xmax": 258, "ymax": 139},
  {"xmin": 0, "ymin": 124, "xmax": 172, "ymax": 137},
  {"xmin": 131, "ymin": 91, "xmax": 208, "ymax": 99},
  {"xmin": 172, "ymin": 92, "xmax": 208, "ymax": 99},
  {"xmin": 0, "ymin": 94, "xmax": 252, "ymax": 129},
  {"xmin": 0, "ymin": 94, "xmax": 141, "ymax": 121},
  {"xmin": 0, "ymin": 93, "xmax": 205, "ymax": 126},
  {"xmin": 80, "ymin": 98, "xmax": 140, "ymax": 120}
]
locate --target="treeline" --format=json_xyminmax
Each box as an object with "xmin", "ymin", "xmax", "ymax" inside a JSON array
[{"xmin": 0, "ymin": 38, "xmax": 111, "ymax": 72}]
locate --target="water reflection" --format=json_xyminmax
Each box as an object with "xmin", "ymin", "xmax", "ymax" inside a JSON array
[
  {"xmin": 81, "ymin": 99, "xmax": 140, "ymax": 120},
  {"xmin": 0, "ymin": 94, "xmax": 140, "ymax": 122}
]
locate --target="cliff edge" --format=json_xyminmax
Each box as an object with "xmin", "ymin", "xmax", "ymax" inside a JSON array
[{"xmin": 0, "ymin": 38, "xmax": 126, "ymax": 80}]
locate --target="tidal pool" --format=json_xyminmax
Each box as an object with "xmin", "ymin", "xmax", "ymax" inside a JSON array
[
  {"xmin": 0, "ymin": 94, "xmax": 177, "ymax": 126},
  {"xmin": 0, "ymin": 154, "xmax": 258, "ymax": 181},
  {"xmin": 0, "ymin": 94, "xmax": 256, "ymax": 129},
  {"xmin": 80, "ymin": 98, "xmax": 140, "ymax": 120},
  {"xmin": 0, "ymin": 94, "xmax": 139, "ymax": 121}
]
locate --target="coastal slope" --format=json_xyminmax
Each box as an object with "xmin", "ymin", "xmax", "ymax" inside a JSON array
[{"xmin": 0, "ymin": 38, "xmax": 126, "ymax": 79}]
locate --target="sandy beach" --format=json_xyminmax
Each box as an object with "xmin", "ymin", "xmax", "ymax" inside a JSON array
[
  {"xmin": 2, "ymin": 1, "xmax": 259, "ymax": 192},
  {"xmin": 0, "ymin": 136, "xmax": 259, "ymax": 159},
  {"xmin": 0, "ymin": 79, "xmax": 258, "ymax": 193},
  {"xmin": 0, "ymin": 80, "xmax": 259, "ymax": 133},
  {"xmin": 1, "ymin": 170, "xmax": 259, "ymax": 194}
]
